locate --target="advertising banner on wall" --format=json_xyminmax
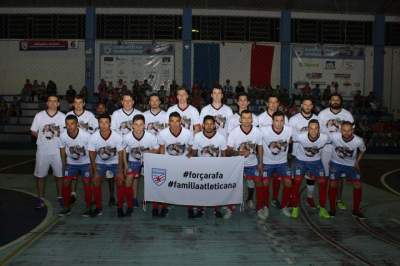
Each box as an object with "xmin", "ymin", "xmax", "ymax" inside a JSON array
[
  {"xmin": 291, "ymin": 45, "xmax": 365, "ymax": 98},
  {"xmin": 19, "ymin": 40, "xmax": 69, "ymax": 51},
  {"xmin": 100, "ymin": 43, "xmax": 175, "ymax": 92}
]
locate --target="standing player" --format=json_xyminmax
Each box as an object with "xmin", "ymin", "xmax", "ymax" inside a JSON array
[
  {"xmin": 157, "ymin": 112, "xmax": 193, "ymax": 217},
  {"xmin": 167, "ymin": 87, "xmax": 201, "ymax": 134},
  {"xmin": 123, "ymin": 114, "xmax": 159, "ymax": 214},
  {"xmin": 30, "ymin": 95, "xmax": 65, "ymax": 208},
  {"xmin": 227, "ymin": 110, "xmax": 263, "ymax": 220},
  {"xmin": 143, "ymin": 93, "xmax": 168, "ymax": 136},
  {"xmin": 190, "ymin": 115, "xmax": 227, "ymax": 218},
  {"xmin": 88, "ymin": 114, "xmax": 125, "ymax": 217},
  {"xmin": 260, "ymin": 111, "xmax": 293, "ymax": 219},
  {"xmin": 257, "ymin": 95, "xmax": 288, "ymax": 208},
  {"xmin": 328, "ymin": 121, "xmax": 366, "ymax": 218},
  {"xmin": 318, "ymin": 93, "xmax": 354, "ymax": 210},
  {"xmin": 66, "ymin": 95, "xmax": 98, "ymax": 204},
  {"xmin": 58, "ymin": 115, "xmax": 92, "ymax": 217},
  {"xmin": 288, "ymin": 96, "xmax": 318, "ymax": 208},
  {"xmin": 292, "ymin": 119, "xmax": 330, "ymax": 219},
  {"xmin": 199, "ymin": 86, "xmax": 233, "ymax": 138},
  {"xmin": 226, "ymin": 92, "xmax": 258, "ymax": 209}
]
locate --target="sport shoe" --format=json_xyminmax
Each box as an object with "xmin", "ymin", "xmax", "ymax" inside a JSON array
[
  {"xmin": 271, "ymin": 200, "xmax": 281, "ymax": 209},
  {"xmin": 133, "ymin": 198, "xmax": 139, "ymax": 208},
  {"xmin": 263, "ymin": 206, "xmax": 269, "ymax": 219},
  {"xmin": 159, "ymin": 208, "xmax": 169, "ymax": 218},
  {"xmin": 90, "ymin": 208, "xmax": 103, "ymax": 218},
  {"xmin": 35, "ymin": 198, "xmax": 45, "ymax": 209},
  {"xmin": 291, "ymin": 207, "xmax": 300, "ymax": 219},
  {"xmin": 152, "ymin": 208, "xmax": 159, "ymax": 217},
  {"xmin": 188, "ymin": 208, "xmax": 195, "ymax": 219},
  {"xmin": 58, "ymin": 208, "xmax": 71, "ymax": 217},
  {"xmin": 117, "ymin": 208, "xmax": 125, "ymax": 218},
  {"xmin": 57, "ymin": 197, "xmax": 64, "ymax": 208},
  {"xmin": 337, "ymin": 200, "xmax": 347, "ymax": 210},
  {"xmin": 126, "ymin": 207, "xmax": 133, "ymax": 217},
  {"xmin": 319, "ymin": 207, "xmax": 331, "ymax": 219},
  {"xmin": 257, "ymin": 209, "xmax": 267, "ymax": 220},
  {"xmin": 281, "ymin": 207, "xmax": 291, "ymax": 217},
  {"xmin": 70, "ymin": 194, "xmax": 77, "ymax": 205},
  {"xmin": 82, "ymin": 209, "xmax": 92, "ymax": 217},
  {"xmin": 246, "ymin": 200, "xmax": 255, "ymax": 209},
  {"xmin": 329, "ymin": 210, "xmax": 336, "ymax": 217},
  {"xmin": 306, "ymin": 197, "xmax": 316, "ymax": 209},
  {"xmin": 223, "ymin": 208, "xmax": 232, "ymax": 220},
  {"xmin": 108, "ymin": 197, "xmax": 116, "ymax": 206},
  {"xmin": 352, "ymin": 211, "xmax": 366, "ymax": 220}
]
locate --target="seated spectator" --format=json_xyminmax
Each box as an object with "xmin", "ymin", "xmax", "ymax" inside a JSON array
[
  {"xmin": 235, "ymin": 80, "xmax": 245, "ymax": 95},
  {"xmin": 223, "ymin": 79, "xmax": 234, "ymax": 98},
  {"xmin": 21, "ymin": 79, "xmax": 33, "ymax": 102},
  {"xmin": 97, "ymin": 79, "xmax": 108, "ymax": 103},
  {"xmin": 37, "ymin": 81, "xmax": 47, "ymax": 102},
  {"xmin": 32, "ymin": 80, "xmax": 40, "ymax": 102}
]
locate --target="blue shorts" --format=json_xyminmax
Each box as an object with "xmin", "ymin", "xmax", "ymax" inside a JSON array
[
  {"xmin": 329, "ymin": 162, "xmax": 360, "ymax": 181},
  {"xmin": 96, "ymin": 163, "xmax": 119, "ymax": 178},
  {"xmin": 294, "ymin": 159, "xmax": 325, "ymax": 179},
  {"xmin": 263, "ymin": 163, "xmax": 291, "ymax": 178},
  {"xmin": 244, "ymin": 166, "xmax": 258, "ymax": 180},
  {"xmin": 64, "ymin": 164, "xmax": 90, "ymax": 180},
  {"xmin": 127, "ymin": 161, "xmax": 142, "ymax": 178}
]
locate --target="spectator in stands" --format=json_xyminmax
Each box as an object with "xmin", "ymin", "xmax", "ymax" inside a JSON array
[
  {"xmin": 38, "ymin": 81, "xmax": 47, "ymax": 102},
  {"xmin": 132, "ymin": 80, "xmax": 140, "ymax": 97},
  {"xmin": 32, "ymin": 80, "xmax": 40, "ymax": 102},
  {"xmin": 235, "ymin": 80, "xmax": 245, "ymax": 94},
  {"xmin": 322, "ymin": 85, "xmax": 331, "ymax": 106},
  {"xmin": 59, "ymin": 96, "xmax": 70, "ymax": 113},
  {"xmin": 311, "ymin": 84, "xmax": 321, "ymax": 103},
  {"xmin": 46, "ymin": 80, "xmax": 57, "ymax": 97},
  {"xmin": 159, "ymin": 85, "xmax": 167, "ymax": 103},
  {"xmin": 66, "ymin": 85, "xmax": 77, "ymax": 104},
  {"xmin": 301, "ymin": 83, "xmax": 311, "ymax": 96},
  {"xmin": 141, "ymin": 79, "xmax": 153, "ymax": 96},
  {"xmin": 97, "ymin": 79, "xmax": 108, "ymax": 103},
  {"xmin": 116, "ymin": 79, "xmax": 125, "ymax": 92},
  {"xmin": 8, "ymin": 96, "xmax": 21, "ymax": 118},
  {"xmin": 95, "ymin": 102, "xmax": 107, "ymax": 118},
  {"xmin": 21, "ymin": 79, "xmax": 33, "ymax": 102},
  {"xmin": 0, "ymin": 97, "xmax": 8, "ymax": 123},
  {"xmin": 223, "ymin": 79, "xmax": 234, "ymax": 98},
  {"xmin": 79, "ymin": 86, "xmax": 88, "ymax": 100}
]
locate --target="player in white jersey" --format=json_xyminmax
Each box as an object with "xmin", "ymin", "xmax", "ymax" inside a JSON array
[
  {"xmin": 260, "ymin": 111, "xmax": 293, "ymax": 219},
  {"xmin": 58, "ymin": 115, "xmax": 92, "ymax": 217},
  {"xmin": 156, "ymin": 111, "xmax": 193, "ymax": 217},
  {"xmin": 328, "ymin": 121, "xmax": 366, "ymax": 219},
  {"xmin": 226, "ymin": 92, "xmax": 258, "ymax": 209},
  {"xmin": 88, "ymin": 114, "xmax": 124, "ymax": 217},
  {"xmin": 66, "ymin": 95, "xmax": 98, "ymax": 204},
  {"xmin": 288, "ymin": 96, "xmax": 318, "ymax": 209},
  {"xmin": 318, "ymin": 93, "xmax": 354, "ymax": 210},
  {"xmin": 167, "ymin": 87, "xmax": 201, "ymax": 134},
  {"xmin": 143, "ymin": 93, "xmax": 168, "ymax": 135},
  {"xmin": 123, "ymin": 114, "xmax": 159, "ymax": 214},
  {"xmin": 257, "ymin": 95, "xmax": 288, "ymax": 208},
  {"xmin": 199, "ymin": 86, "xmax": 233, "ymax": 138},
  {"xmin": 292, "ymin": 119, "xmax": 330, "ymax": 219},
  {"xmin": 111, "ymin": 92, "xmax": 142, "ymax": 135},
  {"xmin": 227, "ymin": 110, "xmax": 263, "ymax": 220},
  {"xmin": 190, "ymin": 115, "xmax": 227, "ymax": 218},
  {"xmin": 30, "ymin": 95, "xmax": 66, "ymax": 209}
]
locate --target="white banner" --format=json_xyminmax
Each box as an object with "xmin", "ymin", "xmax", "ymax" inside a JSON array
[{"xmin": 143, "ymin": 154, "xmax": 244, "ymax": 206}]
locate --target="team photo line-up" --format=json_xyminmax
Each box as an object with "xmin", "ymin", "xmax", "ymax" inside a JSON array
[{"xmin": 30, "ymin": 85, "xmax": 366, "ymax": 221}]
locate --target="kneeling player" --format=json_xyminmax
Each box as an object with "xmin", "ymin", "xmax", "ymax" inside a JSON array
[
  {"xmin": 329, "ymin": 121, "xmax": 366, "ymax": 219},
  {"xmin": 88, "ymin": 114, "xmax": 124, "ymax": 217}
]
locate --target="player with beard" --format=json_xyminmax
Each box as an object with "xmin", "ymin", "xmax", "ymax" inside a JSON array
[
  {"xmin": 156, "ymin": 112, "xmax": 192, "ymax": 217},
  {"xmin": 257, "ymin": 95, "xmax": 288, "ymax": 209},
  {"xmin": 227, "ymin": 110, "xmax": 263, "ymax": 220},
  {"xmin": 318, "ymin": 93, "xmax": 354, "ymax": 211},
  {"xmin": 58, "ymin": 115, "xmax": 92, "ymax": 217},
  {"xmin": 66, "ymin": 95, "xmax": 98, "ymax": 205},
  {"xmin": 123, "ymin": 114, "xmax": 159, "ymax": 215},
  {"xmin": 30, "ymin": 94, "xmax": 66, "ymax": 209},
  {"xmin": 288, "ymin": 96, "xmax": 318, "ymax": 209},
  {"xmin": 328, "ymin": 121, "xmax": 366, "ymax": 219},
  {"xmin": 226, "ymin": 92, "xmax": 258, "ymax": 209},
  {"xmin": 259, "ymin": 111, "xmax": 293, "ymax": 220},
  {"xmin": 190, "ymin": 115, "xmax": 227, "ymax": 218},
  {"xmin": 143, "ymin": 93, "xmax": 168, "ymax": 136},
  {"xmin": 291, "ymin": 119, "xmax": 330, "ymax": 219},
  {"xmin": 167, "ymin": 87, "xmax": 201, "ymax": 134},
  {"xmin": 88, "ymin": 114, "xmax": 124, "ymax": 217},
  {"xmin": 199, "ymin": 86, "xmax": 233, "ymax": 138}
]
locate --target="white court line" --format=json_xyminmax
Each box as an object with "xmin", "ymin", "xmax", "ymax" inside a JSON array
[
  {"xmin": 0, "ymin": 159, "xmax": 34, "ymax": 172},
  {"xmin": 380, "ymin": 168, "xmax": 400, "ymax": 197}
]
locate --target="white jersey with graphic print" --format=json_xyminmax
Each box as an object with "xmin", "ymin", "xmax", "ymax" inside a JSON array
[
  {"xmin": 192, "ymin": 131, "xmax": 227, "ymax": 157},
  {"xmin": 66, "ymin": 110, "xmax": 98, "ymax": 134},
  {"xmin": 59, "ymin": 129, "xmax": 91, "ymax": 165},
  {"xmin": 199, "ymin": 104, "xmax": 233, "ymax": 137},
  {"xmin": 167, "ymin": 104, "xmax": 200, "ymax": 133},
  {"xmin": 318, "ymin": 108, "xmax": 354, "ymax": 134},
  {"xmin": 258, "ymin": 111, "xmax": 288, "ymax": 128},
  {"xmin": 227, "ymin": 126, "xmax": 262, "ymax": 167},
  {"xmin": 143, "ymin": 110, "xmax": 168, "ymax": 136},
  {"xmin": 226, "ymin": 113, "xmax": 259, "ymax": 136},
  {"xmin": 111, "ymin": 108, "xmax": 142, "ymax": 135},
  {"xmin": 123, "ymin": 131, "xmax": 159, "ymax": 163},
  {"xmin": 293, "ymin": 132, "xmax": 330, "ymax": 162},
  {"xmin": 260, "ymin": 125, "xmax": 292, "ymax": 164},
  {"xmin": 158, "ymin": 127, "xmax": 192, "ymax": 156},
  {"xmin": 30, "ymin": 110, "xmax": 66, "ymax": 154},
  {"xmin": 88, "ymin": 130, "xmax": 124, "ymax": 165},
  {"xmin": 288, "ymin": 112, "xmax": 318, "ymax": 157},
  {"xmin": 330, "ymin": 132, "xmax": 366, "ymax": 166}
]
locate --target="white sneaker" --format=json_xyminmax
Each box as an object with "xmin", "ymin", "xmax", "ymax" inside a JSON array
[
  {"xmin": 257, "ymin": 209, "xmax": 267, "ymax": 220},
  {"xmin": 223, "ymin": 208, "xmax": 232, "ymax": 220},
  {"xmin": 263, "ymin": 206, "xmax": 269, "ymax": 219},
  {"xmin": 281, "ymin": 207, "xmax": 291, "ymax": 217},
  {"xmin": 246, "ymin": 200, "xmax": 255, "ymax": 209}
]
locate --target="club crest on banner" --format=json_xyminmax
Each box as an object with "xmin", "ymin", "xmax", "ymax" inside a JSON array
[{"xmin": 152, "ymin": 168, "xmax": 166, "ymax": 186}]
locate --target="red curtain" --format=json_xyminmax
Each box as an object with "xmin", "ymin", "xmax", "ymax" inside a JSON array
[{"xmin": 250, "ymin": 44, "xmax": 275, "ymax": 87}]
